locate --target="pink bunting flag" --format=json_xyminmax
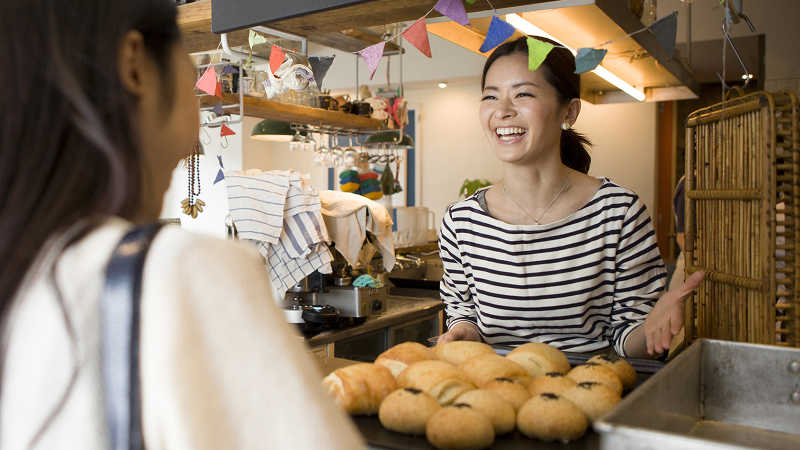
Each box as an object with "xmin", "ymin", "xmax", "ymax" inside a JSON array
[
  {"xmin": 358, "ymin": 41, "xmax": 386, "ymax": 80},
  {"xmin": 194, "ymin": 65, "xmax": 217, "ymax": 96},
  {"xmin": 270, "ymin": 45, "xmax": 286, "ymax": 75},
  {"xmin": 434, "ymin": 0, "xmax": 469, "ymax": 26},
  {"xmin": 402, "ymin": 18, "xmax": 432, "ymax": 58},
  {"xmin": 220, "ymin": 123, "xmax": 236, "ymax": 137}
]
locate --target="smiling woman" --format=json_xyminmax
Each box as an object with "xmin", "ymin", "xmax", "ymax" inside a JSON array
[{"xmin": 436, "ymin": 36, "xmax": 705, "ymax": 359}]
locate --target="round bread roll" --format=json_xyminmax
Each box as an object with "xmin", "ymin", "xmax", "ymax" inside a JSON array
[
  {"xmin": 482, "ymin": 378, "xmax": 531, "ymax": 411},
  {"xmin": 561, "ymin": 382, "xmax": 621, "ymax": 422},
  {"xmin": 322, "ymin": 363, "xmax": 397, "ymax": 415},
  {"xmin": 397, "ymin": 360, "xmax": 475, "ymax": 405},
  {"xmin": 378, "ymin": 388, "xmax": 441, "ymax": 435},
  {"xmin": 376, "ymin": 341, "xmax": 438, "ymax": 378},
  {"xmin": 587, "ymin": 354, "xmax": 637, "ymax": 390},
  {"xmin": 426, "ymin": 404, "xmax": 495, "ymax": 450},
  {"xmin": 506, "ymin": 342, "xmax": 571, "ymax": 376},
  {"xmin": 517, "ymin": 393, "xmax": 588, "ymax": 442},
  {"xmin": 458, "ymin": 353, "xmax": 531, "ymax": 387},
  {"xmin": 528, "ymin": 372, "xmax": 577, "ymax": 397},
  {"xmin": 454, "ymin": 390, "xmax": 516, "ymax": 435},
  {"xmin": 435, "ymin": 341, "xmax": 495, "ymax": 366},
  {"xmin": 567, "ymin": 363, "xmax": 623, "ymax": 395}
]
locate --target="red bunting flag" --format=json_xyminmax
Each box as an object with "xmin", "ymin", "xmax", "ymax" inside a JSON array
[
  {"xmin": 402, "ymin": 18, "xmax": 432, "ymax": 58},
  {"xmin": 270, "ymin": 45, "xmax": 286, "ymax": 75},
  {"xmin": 358, "ymin": 41, "xmax": 386, "ymax": 80},
  {"xmin": 194, "ymin": 65, "xmax": 217, "ymax": 96},
  {"xmin": 214, "ymin": 81, "xmax": 223, "ymax": 99},
  {"xmin": 220, "ymin": 123, "xmax": 236, "ymax": 137}
]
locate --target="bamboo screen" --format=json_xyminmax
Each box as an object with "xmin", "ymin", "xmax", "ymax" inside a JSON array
[{"xmin": 685, "ymin": 91, "xmax": 799, "ymax": 347}]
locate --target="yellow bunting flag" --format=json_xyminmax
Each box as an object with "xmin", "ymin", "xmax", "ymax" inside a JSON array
[{"xmin": 527, "ymin": 37, "xmax": 554, "ymax": 72}]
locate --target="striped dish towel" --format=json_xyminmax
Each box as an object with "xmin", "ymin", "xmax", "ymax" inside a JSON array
[{"xmin": 225, "ymin": 171, "xmax": 290, "ymax": 243}]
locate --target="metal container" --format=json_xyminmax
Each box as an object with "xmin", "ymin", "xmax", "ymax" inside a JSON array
[
  {"xmin": 595, "ymin": 339, "xmax": 800, "ymax": 450},
  {"xmin": 321, "ymin": 286, "xmax": 387, "ymax": 318}
]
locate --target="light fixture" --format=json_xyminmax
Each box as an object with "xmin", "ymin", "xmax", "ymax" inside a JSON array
[
  {"xmin": 365, "ymin": 130, "xmax": 414, "ymax": 148},
  {"xmin": 250, "ymin": 119, "xmax": 294, "ymax": 142},
  {"xmin": 505, "ymin": 13, "xmax": 646, "ymax": 102},
  {"xmin": 438, "ymin": 81, "xmax": 448, "ymax": 89}
]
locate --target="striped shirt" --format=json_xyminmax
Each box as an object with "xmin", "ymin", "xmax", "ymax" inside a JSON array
[{"xmin": 438, "ymin": 179, "xmax": 666, "ymax": 356}]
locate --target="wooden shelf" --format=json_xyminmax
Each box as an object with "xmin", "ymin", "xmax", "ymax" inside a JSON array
[
  {"xmin": 178, "ymin": 0, "xmax": 249, "ymax": 54},
  {"xmin": 201, "ymin": 95, "xmax": 385, "ymax": 130}
]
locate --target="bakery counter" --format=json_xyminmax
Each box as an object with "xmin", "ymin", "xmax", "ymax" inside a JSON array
[{"xmin": 306, "ymin": 294, "xmax": 444, "ymax": 359}]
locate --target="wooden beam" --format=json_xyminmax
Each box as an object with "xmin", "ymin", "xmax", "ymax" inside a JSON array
[{"xmin": 178, "ymin": 0, "xmax": 250, "ymax": 54}]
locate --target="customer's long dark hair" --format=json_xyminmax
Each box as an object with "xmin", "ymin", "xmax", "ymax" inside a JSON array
[
  {"xmin": 0, "ymin": 0, "xmax": 180, "ymax": 425},
  {"xmin": 481, "ymin": 36, "xmax": 592, "ymax": 173}
]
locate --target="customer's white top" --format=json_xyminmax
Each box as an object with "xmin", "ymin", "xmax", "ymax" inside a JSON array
[{"xmin": 1, "ymin": 218, "xmax": 365, "ymax": 450}]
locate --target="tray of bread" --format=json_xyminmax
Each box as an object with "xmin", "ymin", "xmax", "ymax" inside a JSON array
[{"xmin": 322, "ymin": 341, "xmax": 660, "ymax": 450}]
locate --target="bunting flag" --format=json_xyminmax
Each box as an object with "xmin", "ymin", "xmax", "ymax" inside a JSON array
[
  {"xmin": 220, "ymin": 123, "xmax": 236, "ymax": 137},
  {"xmin": 465, "ymin": 0, "xmax": 478, "ymax": 4},
  {"xmin": 527, "ymin": 37, "xmax": 554, "ymax": 71},
  {"xmin": 434, "ymin": 0, "xmax": 469, "ymax": 26},
  {"xmin": 269, "ymin": 45, "xmax": 286, "ymax": 75},
  {"xmin": 214, "ymin": 169, "xmax": 225, "ymax": 184},
  {"xmin": 402, "ymin": 18, "xmax": 432, "ymax": 58},
  {"xmin": 249, "ymin": 29, "xmax": 267, "ymax": 49},
  {"xmin": 217, "ymin": 155, "xmax": 224, "ymax": 169},
  {"xmin": 358, "ymin": 41, "xmax": 386, "ymax": 80},
  {"xmin": 214, "ymin": 81, "xmax": 223, "ymax": 98},
  {"xmin": 650, "ymin": 11, "xmax": 678, "ymax": 57},
  {"xmin": 194, "ymin": 66, "xmax": 217, "ymax": 96},
  {"xmin": 309, "ymin": 56, "xmax": 335, "ymax": 89},
  {"xmin": 479, "ymin": 16, "xmax": 515, "ymax": 53},
  {"xmin": 212, "ymin": 102, "xmax": 224, "ymax": 116},
  {"xmin": 574, "ymin": 48, "xmax": 608, "ymax": 73},
  {"xmin": 221, "ymin": 64, "xmax": 238, "ymax": 75}
]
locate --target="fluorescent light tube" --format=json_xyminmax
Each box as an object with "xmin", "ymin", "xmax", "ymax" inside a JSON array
[{"xmin": 505, "ymin": 13, "xmax": 646, "ymax": 102}]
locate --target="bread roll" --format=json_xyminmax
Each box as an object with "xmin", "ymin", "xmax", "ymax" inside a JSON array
[
  {"xmin": 482, "ymin": 378, "xmax": 531, "ymax": 411},
  {"xmin": 528, "ymin": 372, "xmax": 577, "ymax": 397},
  {"xmin": 435, "ymin": 341, "xmax": 495, "ymax": 366},
  {"xmin": 562, "ymin": 382, "xmax": 621, "ymax": 422},
  {"xmin": 567, "ymin": 363, "xmax": 623, "ymax": 395},
  {"xmin": 376, "ymin": 341, "xmax": 438, "ymax": 377},
  {"xmin": 426, "ymin": 404, "xmax": 495, "ymax": 450},
  {"xmin": 506, "ymin": 342, "xmax": 571, "ymax": 376},
  {"xmin": 378, "ymin": 388, "xmax": 441, "ymax": 435},
  {"xmin": 587, "ymin": 354, "xmax": 637, "ymax": 390},
  {"xmin": 458, "ymin": 353, "xmax": 531, "ymax": 387},
  {"xmin": 397, "ymin": 360, "xmax": 476, "ymax": 405},
  {"xmin": 322, "ymin": 363, "xmax": 397, "ymax": 415},
  {"xmin": 454, "ymin": 390, "xmax": 516, "ymax": 435},
  {"xmin": 517, "ymin": 393, "xmax": 588, "ymax": 442}
]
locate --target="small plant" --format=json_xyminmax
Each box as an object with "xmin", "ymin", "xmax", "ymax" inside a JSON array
[{"xmin": 459, "ymin": 178, "xmax": 493, "ymax": 198}]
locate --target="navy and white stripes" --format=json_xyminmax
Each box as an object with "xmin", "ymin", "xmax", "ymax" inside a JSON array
[{"xmin": 439, "ymin": 179, "xmax": 666, "ymax": 356}]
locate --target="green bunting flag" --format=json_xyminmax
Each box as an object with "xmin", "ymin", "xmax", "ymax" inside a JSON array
[
  {"xmin": 249, "ymin": 30, "xmax": 267, "ymax": 49},
  {"xmin": 527, "ymin": 37, "xmax": 554, "ymax": 71}
]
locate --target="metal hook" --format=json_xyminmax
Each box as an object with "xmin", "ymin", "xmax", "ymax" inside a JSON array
[{"xmin": 200, "ymin": 126, "xmax": 212, "ymax": 145}]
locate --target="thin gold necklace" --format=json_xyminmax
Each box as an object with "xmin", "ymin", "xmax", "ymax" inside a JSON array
[{"xmin": 503, "ymin": 178, "xmax": 571, "ymax": 225}]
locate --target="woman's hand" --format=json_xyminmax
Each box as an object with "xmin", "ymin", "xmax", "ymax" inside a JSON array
[
  {"xmin": 643, "ymin": 271, "xmax": 705, "ymax": 355},
  {"xmin": 437, "ymin": 321, "xmax": 482, "ymax": 345}
]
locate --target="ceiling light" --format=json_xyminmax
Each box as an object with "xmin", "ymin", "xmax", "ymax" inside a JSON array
[
  {"xmin": 250, "ymin": 119, "xmax": 294, "ymax": 142},
  {"xmin": 438, "ymin": 82, "xmax": 448, "ymax": 88},
  {"xmin": 505, "ymin": 13, "xmax": 646, "ymax": 102}
]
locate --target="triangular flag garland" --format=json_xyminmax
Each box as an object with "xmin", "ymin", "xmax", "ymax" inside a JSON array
[
  {"xmin": 308, "ymin": 56, "xmax": 335, "ymax": 89},
  {"xmin": 650, "ymin": 11, "xmax": 678, "ymax": 57},
  {"xmin": 479, "ymin": 16, "xmax": 515, "ymax": 53},
  {"xmin": 465, "ymin": 0, "xmax": 478, "ymax": 4},
  {"xmin": 221, "ymin": 64, "xmax": 238, "ymax": 75},
  {"xmin": 212, "ymin": 102, "xmax": 224, "ymax": 116},
  {"xmin": 249, "ymin": 29, "xmax": 267, "ymax": 49},
  {"xmin": 269, "ymin": 45, "xmax": 286, "ymax": 75},
  {"xmin": 402, "ymin": 18, "xmax": 432, "ymax": 58},
  {"xmin": 217, "ymin": 155, "xmax": 225, "ymax": 169},
  {"xmin": 194, "ymin": 66, "xmax": 217, "ymax": 96},
  {"xmin": 220, "ymin": 123, "xmax": 236, "ymax": 137},
  {"xmin": 214, "ymin": 169, "xmax": 225, "ymax": 185},
  {"xmin": 527, "ymin": 37, "xmax": 554, "ymax": 72},
  {"xmin": 574, "ymin": 48, "xmax": 608, "ymax": 74},
  {"xmin": 214, "ymin": 81, "xmax": 223, "ymax": 99},
  {"xmin": 358, "ymin": 41, "xmax": 386, "ymax": 80},
  {"xmin": 434, "ymin": 0, "xmax": 469, "ymax": 26}
]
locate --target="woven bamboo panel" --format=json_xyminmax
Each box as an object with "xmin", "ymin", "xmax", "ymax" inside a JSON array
[{"xmin": 685, "ymin": 91, "xmax": 799, "ymax": 347}]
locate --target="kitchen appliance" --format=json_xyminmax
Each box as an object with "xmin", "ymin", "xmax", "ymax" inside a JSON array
[{"xmin": 322, "ymin": 286, "xmax": 387, "ymax": 318}]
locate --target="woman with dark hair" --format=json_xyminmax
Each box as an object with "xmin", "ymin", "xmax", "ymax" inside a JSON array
[
  {"xmin": 437, "ymin": 36, "xmax": 704, "ymax": 358},
  {"xmin": 0, "ymin": 1, "xmax": 363, "ymax": 448}
]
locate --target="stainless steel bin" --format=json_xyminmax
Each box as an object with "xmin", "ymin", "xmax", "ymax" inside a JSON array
[{"xmin": 594, "ymin": 339, "xmax": 800, "ymax": 450}]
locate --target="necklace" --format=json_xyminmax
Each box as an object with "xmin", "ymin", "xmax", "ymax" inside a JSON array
[{"xmin": 503, "ymin": 178, "xmax": 571, "ymax": 225}]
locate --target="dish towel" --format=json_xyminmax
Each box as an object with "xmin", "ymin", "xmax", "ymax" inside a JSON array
[
  {"xmin": 227, "ymin": 170, "xmax": 333, "ymax": 298},
  {"xmin": 319, "ymin": 190, "xmax": 395, "ymax": 272}
]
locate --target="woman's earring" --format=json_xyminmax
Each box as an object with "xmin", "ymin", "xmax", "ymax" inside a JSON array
[{"xmin": 561, "ymin": 122, "xmax": 570, "ymax": 131}]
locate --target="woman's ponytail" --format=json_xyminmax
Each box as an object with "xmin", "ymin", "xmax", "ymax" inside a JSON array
[{"xmin": 560, "ymin": 129, "xmax": 591, "ymax": 174}]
